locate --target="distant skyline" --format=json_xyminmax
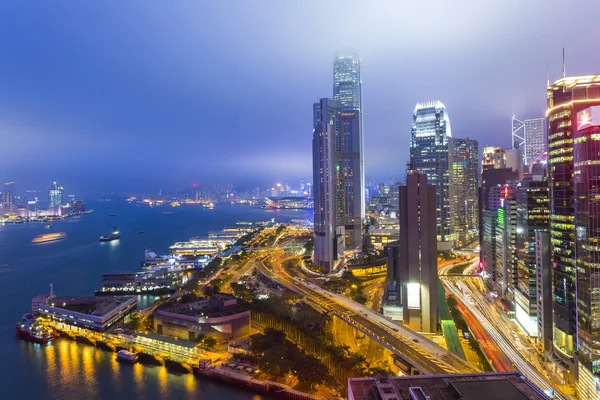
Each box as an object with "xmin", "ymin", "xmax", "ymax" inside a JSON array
[{"xmin": 0, "ymin": 1, "xmax": 599, "ymax": 194}]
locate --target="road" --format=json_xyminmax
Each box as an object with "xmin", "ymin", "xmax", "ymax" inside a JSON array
[
  {"xmin": 255, "ymin": 256, "xmax": 476, "ymax": 375},
  {"xmin": 441, "ymin": 274, "xmax": 568, "ymax": 398}
]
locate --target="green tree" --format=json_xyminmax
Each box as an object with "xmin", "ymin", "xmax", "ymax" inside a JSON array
[
  {"xmin": 259, "ymin": 345, "xmax": 292, "ymax": 378},
  {"xmin": 294, "ymin": 354, "xmax": 328, "ymax": 388},
  {"xmin": 203, "ymin": 336, "xmax": 217, "ymax": 351}
]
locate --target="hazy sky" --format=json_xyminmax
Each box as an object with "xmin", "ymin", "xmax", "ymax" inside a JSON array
[{"xmin": 0, "ymin": 1, "xmax": 599, "ymax": 195}]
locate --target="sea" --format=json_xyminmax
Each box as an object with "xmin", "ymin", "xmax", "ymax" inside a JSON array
[{"xmin": 0, "ymin": 201, "xmax": 304, "ymax": 399}]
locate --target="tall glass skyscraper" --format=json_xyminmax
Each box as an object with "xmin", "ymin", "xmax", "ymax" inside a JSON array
[
  {"xmin": 524, "ymin": 118, "xmax": 546, "ymax": 165},
  {"xmin": 3, "ymin": 181, "xmax": 14, "ymax": 208},
  {"xmin": 449, "ymin": 138, "xmax": 479, "ymax": 248},
  {"xmin": 333, "ymin": 54, "xmax": 364, "ymax": 250},
  {"xmin": 410, "ymin": 101, "xmax": 453, "ymax": 250},
  {"xmin": 547, "ymin": 74, "xmax": 600, "ymax": 398}
]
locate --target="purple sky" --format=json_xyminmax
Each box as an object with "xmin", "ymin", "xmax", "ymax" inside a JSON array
[{"xmin": 0, "ymin": 1, "xmax": 599, "ymax": 194}]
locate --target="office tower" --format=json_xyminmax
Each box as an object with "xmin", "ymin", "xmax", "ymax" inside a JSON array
[
  {"xmin": 524, "ymin": 118, "xmax": 546, "ymax": 165},
  {"xmin": 48, "ymin": 182, "xmax": 63, "ymax": 208},
  {"xmin": 515, "ymin": 181, "xmax": 549, "ymax": 336},
  {"xmin": 398, "ymin": 172, "xmax": 438, "ymax": 333},
  {"xmin": 449, "ymin": 138, "xmax": 479, "ymax": 248},
  {"xmin": 505, "ymin": 148, "xmax": 524, "ymax": 180},
  {"xmin": 3, "ymin": 181, "xmax": 14, "ymax": 208},
  {"xmin": 482, "ymin": 146, "xmax": 506, "ymax": 171},
  {"xmin": 495, "ymin": 184, "xmax": 518, "ymax": 299},
  {"xmin": 333, "ymin": 53, "xmax": 365, "ymax": 248},
  {"xmin": 410, "ymin": 101, "xmax": 453, "ymax": 251},
  {"xmin": 535, "ymin": 230, "xmax": 552, "ymax": 354},
  {"xmin": 547, "ymin": 74, "xmax": 600, "ymax": 395},
  {"xmin": 312, "ymin": 98, "xmax": 345, "ymax": 272}
]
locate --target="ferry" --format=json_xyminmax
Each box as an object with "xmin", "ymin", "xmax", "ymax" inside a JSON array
[
  {"xmin": 202, "ymin": 202, "xmax": 215, "ymax": 209},
  {"xmin": 32, "ymin": 232, "xmax": 67, "ymax": 243},
  {"xmin": 100, "ymin": 227, "xmax": 120, "ymax": 242},
  {"xmin": 44, "ymin": 224, "xmax": 52, "ymax": 229},
  {"xmin": 116, "ymin": 349, "xmax": 139, "ymax": 363},
  {"xmin": 16, "ymin": 314, "xmax": 59, "ymax": 343}
]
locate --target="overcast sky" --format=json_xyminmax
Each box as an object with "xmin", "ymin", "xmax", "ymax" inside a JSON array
[{"xmin": 0, "ymin": 1, "xmax": 599, "ymax": 195}]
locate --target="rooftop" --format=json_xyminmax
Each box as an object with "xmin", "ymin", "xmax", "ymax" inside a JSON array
[
  {"xmin": 136, "ymin": 331, "xmax": 198, "ymax": 349},
  {"xmin": 348, "ymin": 373, "xmax": 550, "ymax": 400},
  {"xmin": 48, "ymin": 296, "xmax": 134, "ymax": 316}
]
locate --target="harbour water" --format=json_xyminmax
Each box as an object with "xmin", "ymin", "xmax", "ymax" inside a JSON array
[{"xmin": 0, "ymin": 202, "xmax": 303, "ymax": 399}]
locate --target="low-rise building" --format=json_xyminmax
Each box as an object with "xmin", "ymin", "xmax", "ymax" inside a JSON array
[
  {"xmin": 38, "ymin": 295, "xmax": 137, "ymax": 332},
  {"xmin": 348, "ymin": 372, "xmax": 550, "ymax": 400},
  {"xmin": 153, "ymin": 294, "xmax": 250, "ymax": 341},
  {"xmin": 98, "ymin": 268, "xmax": 181, "ymax": 294}
]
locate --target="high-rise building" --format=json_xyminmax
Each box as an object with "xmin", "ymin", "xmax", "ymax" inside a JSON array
[
  {"xmin": 397, "ymin": 172, "xmax": 438, "ymax": 333},
  {"xmin": 410, "ymin": 101, "xmax": 453, "ymax": 251},
  {"xmin": 547, "ymin": 74, "xmax": 600, "ymax": 396},
  {"xmin": 333, "ymin": 53, "xmax": 364, "ymax": 248},
  {"xmin": 505, "ymin": 148, "xmax": 524, "ymax": 180},
  {"xmin": 512, "ymin": 116, "xmax": 547, "ymax": 166},
  {"xmin": 3, "ymin": 182, "xmax": 14, "ymax": 208},
  {"xmin": 535, "ymin": 230, "xmax": 552, "ymax": 354},
  {"xmin": 449, "ymin": 138, "xmax": 479, "ymax": 248},
  {"xmin": 524, "ymin": 118, "xmax": 547, "ymax": 165},
  {"xmin": 482, "ymin": 146, "xmax": 506, "ymax": 171},
  {"xmin": 48, "ymin": 182, "xmax": 63, "ymax": 208},
  {"xmin": 495, "ymin": 184, "xmax": 518, "ymax": 299},
  {"xmin": 312, "ymin": 98, "xmax": 345, "ymax": 272},
  {"xmin": 515, "ymin": 181, "xmax": 549, "ymax": 336}
]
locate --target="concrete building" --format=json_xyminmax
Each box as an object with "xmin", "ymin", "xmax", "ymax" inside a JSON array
[
  {"xmin": 3, "ymin": 181, "xmax": 14, "ymax": 209},
  {"xmin": 535, "ymin": 230, "xmax": 552, "ymax": 354},
  {"xmin": 515, "ymin": 181, "xmax": 549, "ymax": 336},
  {"xmin": 98, "ymin": 268, "xmax": 180, "ymax": 295},
  {"xmin": 397, "ymin": 172, "xmax": 438, "ymax": 333},
  {"xmin": 48, "ymin": 181, "xmax": 63, "ymax": 208},
  {"xmin": 481, "ymin": 146, "xmax": 506, "ymax": 171},
  {"xmin": 37, "ymin": 295, "xmax": 137, "ymax": 332},
  {"xmin": 505, "ymin": 148, "xmax": 524, "ymax": 181},
  {"xmin": 348, "ymin": 373, "xmax": 550, "ymax": 400},
  {"xmin": 449, "ymin": 137, "xmax": 479, "ymax": 248},
  {"xmin": 410, "ymin": 101, "xmax": 453, "ymax": 251},
  {"xmin": 312, "ymin": 98, "xmax": 344, "ymax": 272},
  {"xmin": 153, "ymin": 294, "xmax": 250, "ymax": 341}
]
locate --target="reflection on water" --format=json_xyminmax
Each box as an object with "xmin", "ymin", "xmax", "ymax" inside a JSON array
[{"xmin": 13, "ymin": 339, "xmax": 272, "ymax": 400}]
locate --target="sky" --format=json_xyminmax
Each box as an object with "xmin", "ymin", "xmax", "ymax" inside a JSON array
[{"xmin": 0, "ymin": 1, "xmax": 599, "ymax": 196}]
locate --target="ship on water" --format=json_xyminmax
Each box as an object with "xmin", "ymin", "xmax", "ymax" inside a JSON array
[
  {"xmin": 100, "ymin": 226, "xmax": 120, "ymax": 242},
  {"xmin": 16, "ymin": 314, "xmax": 59, "ymax": 343},
  {"xmin": 32, "ymin": 232, "xmax": 67, "ymax": 243},
  {"xmin": 116, "ymin": 349, "xmax": 139, "ymax": 363}
]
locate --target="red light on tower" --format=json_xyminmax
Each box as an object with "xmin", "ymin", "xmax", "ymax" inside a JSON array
[
  {"xmin": 479, "ymin": 261, "xmax": 483, "ymax": 271},
  {"xmin": 503, "ymin": 186, "xmax": 509, "ymax": 198},
  {"xmin": 192, "ymin": 183, "xmax": 198, "ymax": 187}
]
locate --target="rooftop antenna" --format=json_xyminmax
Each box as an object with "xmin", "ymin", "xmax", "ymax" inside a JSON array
[
  {"xmin": 562, "ymin": 48, "xmax": 566, "ymax": 78},
  {"xmin": 546, "ymin": 62, "xmax": 550, "ymax": 86}
]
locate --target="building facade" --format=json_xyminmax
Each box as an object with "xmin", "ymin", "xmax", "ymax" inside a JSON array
[
  {"xmin": 546, "ymin": 75, "xmax": 600, "ymax": 397},
  {"xmin": 312, "ymin": 98, "xmax": 344, "ymax": 272},
  {"xmin": 449, "ymin": 138, "xmax": 479, "ymax": 248},
  {"xmin": 515, "ymin": 181, "xmax": 549, "ymax": 336},
  {"xmin": 410, "ymin": 101, "xmax": 453, "ymax": 251},
  {"xmin": 535, "ymin": 230, "xmax": 552, "ymax": 354},
  {"xmin": 397, "ymin": 172, "xmax": 438, "ymax": 333},
  {"xmin": 48, "ymin": 181, "xmax": 63, "ymax": 208},
  {"xmin": 333, "ymin": 53, "xmax": 364, "ymax": 250},
  {"xmin": 3, "ymin": 181, "xmax": 14, "ymax": 208},
  {"xmin": 524, "ymin": 118, "xmax": 547, "ymax": 165}
]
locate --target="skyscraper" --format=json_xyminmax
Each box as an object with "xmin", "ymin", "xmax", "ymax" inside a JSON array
[
  {"xmin": 48, "ymin": 182, "xmax": 63, "ymax": 208},
  {"xmin": 547, "ymin": 74, "xmax": 600, "ymax": 396},
  {"xmin": 333, "ymin": 53, "xmax": 364, "ymax": 248},
  {"xmin": 312, "ymin": 98, "xmax": 344, "ymax": 272},
  {"xmin": 449, "ymin": 138, "xmax": 479, "ymax": 248},
  {"xmin": 524, "ymin": 118, "xmax": 546, "ymax": 165},
  {"xmin": 3, "ymin": 182, "xmax": 14, "ymax": 208},
  {"xmin": 481, "ymin": 146, "xmax": 506, "ymax": 171},
  {"xmin": 397, "ymin": 172, "xmax": 438, "ymax": 333},
  {"xmin": 515, "ymin": 181, "xmax": 549, "ymax": 336},
  {"xmin": 410, "ymin": 101, "xmax": 453, "ymax": 250}
]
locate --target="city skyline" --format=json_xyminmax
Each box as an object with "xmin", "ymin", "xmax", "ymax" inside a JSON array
[{"xmin": 1, "ymin": 2, "xmax": 599, "ymax": 193}]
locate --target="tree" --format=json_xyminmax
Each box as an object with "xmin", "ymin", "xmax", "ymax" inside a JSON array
[
  {"xmin": 259, "ymin": 345, "xmax": 292, "ymax": 378},
  {"xmin": 203, "ymin": 336, "xmax": 217, "ymax": 351},
  {"xmin": 294, "ymin": 354, "xmax": 328, "ymax": 388},
  {"xmin": 251, "ymin": 328, "xmax": 287, "ymax": 354},
  {"xmin": 180, "ymin": 292, "xmax": 198, "ymax": 303}
]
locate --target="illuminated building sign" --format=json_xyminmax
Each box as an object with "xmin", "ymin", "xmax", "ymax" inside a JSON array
[
  {"xmin": 407, "ymin": 283, "xmax": 420, "ymax": 309},
  {"xmin": 577, "ymin": 106, "xmax": 600, "ymax": 131}
]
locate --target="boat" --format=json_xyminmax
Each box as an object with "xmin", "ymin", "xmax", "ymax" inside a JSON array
[
  {"xmin": 137, "ymin": 230, "xmax": 145, "ymax": 234},
  {"xmin": 109, "ymin": 213, "xmax": 117, "ymax": 217},
  {"xmin": 16, "ymin": 314, "xmax": 59, "ymax": 343},
  {"xmin": 32, "ymin": 232, "xmax": 67, "ymax": 243},
  {"xmin": 44, "ymin": 224, "xmax": 52, "ymax": 229},
  {"xmin": 116, "ymin": 349, "xmax": 139, "ymax": 363},
  {"xmin": 100, "ymin": 226, "xmax": 120, "ymax": 242},
  {"xmin": 202, "ymin": 202, "xmax": 215, "ymax": 209}
]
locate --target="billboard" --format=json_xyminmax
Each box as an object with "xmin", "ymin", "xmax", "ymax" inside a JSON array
[
  {"xmin": 577, "ymin": 106, "xmax": 600, "ymax": 131},
  {"xmin": 407, "ymin": 282, "xmax": 420, "ymax": 310}
]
